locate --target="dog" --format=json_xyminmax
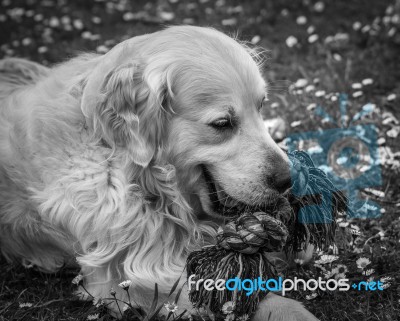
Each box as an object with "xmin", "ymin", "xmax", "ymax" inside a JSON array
[{"xmin": 0, "ymin": 26, "xmax": 318, "ymax": 321}]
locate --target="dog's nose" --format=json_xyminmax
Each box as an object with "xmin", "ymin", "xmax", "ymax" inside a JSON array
[{"xmin": 272, "ymin": 159, "xmax": 300, "ymax": 193}]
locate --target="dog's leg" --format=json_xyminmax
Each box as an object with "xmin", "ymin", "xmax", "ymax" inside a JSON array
[
  {"xmin": 253, "ymin": 293, "xmax": 319, "ymax": 321},
  {"xmin": 171, "ymin": 283, "xmax": 319, "ymax": 321}
]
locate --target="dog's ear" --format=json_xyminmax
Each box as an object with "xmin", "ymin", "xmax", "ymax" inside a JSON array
[
  {"xmin": 81, "ymin": 42, "xmax": 167, "ymax": 167},
  {"xmin": 96, "ymin": 62, "xmax": 166, "ymax": 167}
]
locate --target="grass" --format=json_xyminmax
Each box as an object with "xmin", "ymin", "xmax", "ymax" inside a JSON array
[{"xmin": 1, "ymin": 0, "xmax": 400, "ymax": 320}]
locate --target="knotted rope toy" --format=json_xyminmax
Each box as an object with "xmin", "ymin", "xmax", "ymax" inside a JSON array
[{"xmin": 186, "ymin": 151, "xmax": 347, "ymax": 320}]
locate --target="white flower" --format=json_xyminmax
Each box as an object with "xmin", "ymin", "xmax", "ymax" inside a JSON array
[
  {"xmin": 87, "ymin": 314, "xmax": 99, "ymax": 320},
  {"xmin": 338, "ymin": 221, "xmax": 349, "ymax": 228},
  {"xmin": 221, "ymin": 301, "xmax": 235, "ymax": 314},
  {"xmin": 315, "ymin": 255, "xmax": 339, "ymax": 265},
  {"xmin": 19, "ymin": 302, "xmax": 33, "ymax": 308},
  {"xmin": 305, "ymin": 293, "xmax": 318, "ymax": 300},
  {"xmin": 72, "ymin": 274, "xmax": 83, "ymax": 285},
  {"xmin": 164, "ymin": 302, "xmax": 178, "ymax": 313},
  {"xmin": 356, "ymin": 257, "xmax": 371, "ymax": 269},
  {"xmin": 380, "ymin": 276, "xmax": 393, "ymax": 284},
  {"xmin": 294, "ymin": 258, "xmax": 304, "ymax": 265},
  {"xmin": 335, "ymin": 264, "xmax": 348, "ymax": 275},
  {"xmin": 363, "ymin": 269, "xmax": 375, "ymax": 276},
  {"xmin": 237, "ymin": 314, "xmax": 249, "ymax": 321},
  {"xmin": 118, "ymin": 280, "xmax": 132, "ymax": 290},
  {"xmin": 286, "ymin": 36, "xmax": 298, "ymax": 48}
]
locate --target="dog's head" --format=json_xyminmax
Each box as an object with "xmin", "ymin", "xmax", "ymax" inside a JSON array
[{"xmin": 82, "ymin": 26, "xmax": 291, "ymax": 221}]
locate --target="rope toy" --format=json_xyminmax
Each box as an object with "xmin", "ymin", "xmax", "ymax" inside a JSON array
[{"xmin": 186, "ymin": 151, "xmax": 347, "ymax": 320}]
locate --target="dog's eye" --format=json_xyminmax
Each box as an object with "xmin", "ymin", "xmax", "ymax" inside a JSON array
[
  {"xmin": 209, "ymin": 118, "xmax": 231, "ymax": 129},
  {"xmin": 259, "ymin": 96, "xmax": 268, "ymax": 111}
]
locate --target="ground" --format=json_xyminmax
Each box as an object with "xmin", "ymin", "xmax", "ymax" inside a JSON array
[{"xmin": 0, "ymin": 0, "xmax": 400, "ymax": 320}]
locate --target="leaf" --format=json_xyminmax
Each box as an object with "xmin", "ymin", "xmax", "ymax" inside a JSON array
[
  {"xmin": 168, "ymin": 276, "xmax": 181, "ymax": 297},
  {"xmin": 174, "ymin": 284, "xmax": 184, "ymax": 304},
  {"xmin": 149, "ymin": 283, "xmax": 158, "ymax": 315},
  {"xmin": 166, "ymin": 311, "xmax": 174, "ymax": 321},
  {"xmin": 175, "ymin": 309, "xmax": 188, "ymax": 320}
]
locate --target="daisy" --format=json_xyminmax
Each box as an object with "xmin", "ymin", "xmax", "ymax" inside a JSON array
[
  {"xmin": 363, "ymin": 269, "xmax": 375, "ymax": 276},
  {"xmin": 380, "ymin": 276, "xmax": 393, "ymax": 285},
  {"xmin": 222, "ymin": 301, "xmax": 236, "ymax": 314},
  {"xmin": 335, "ymin": 264, "xmax": 348, "ymax": 275},
  {"xmin": 356, "ymin": 257, "xmax": 371, "ymax": 269},
  {"xmin": 72, "ymin": 274, "xmax": 83, "ymax": 285},
  {"xmin": 305, "ymin": 293, "xmax": 318, "ymax": 300},
  {"xmin": 118, "ymin": 280, "xmax": 132, "ymax": 290},
  {"xmin": 164, "ymin": 302, "xmax": 178, "ymax": 313},
  {"xmin": 315, "ymin": 255, "xmax": 339, "ymax": 265},
  {"xmin": 237, "ymin": 314, "xmax": 249, "ymax": 321},
  {"xmin": 19, "ymin": 302, "xmax": 33, "ymax": 308}
]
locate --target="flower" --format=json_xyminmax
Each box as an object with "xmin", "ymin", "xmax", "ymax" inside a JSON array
[
  {"xmin": 19, "ymin": 302, "xmax": 33, "ymax": 308},
  {"xmin": 305, "ymin": 293, "xmax": 318, "ymax": 300},
  {"xmin": 356, "ymin": 257, "xmax": 371, "ymax": 269},
  {"xmin": 87, "ymin": 314, "xmax": 99, "ymax": 320},
  {"xmin": 164, "ymin": 302, "xmax": 178, "ymax": 313},
  {"xmin": 118, "ymin": 280, "xmax": 132, "ymax": 290},
  {"xmin": 335, "ymin": 264, "xmax": 348, "ymax": 275},
  {"xmin": 294, "ymin": 258, "xmax": 304, "ymax": 265},
  {"xmin": 221, "ymin": 301, "xmax": 236, "ymax": 314},
  {"xmin": 72, "ymin": 274, "xmax": 83, "ymax": 285},
  {"xmin": 380, "ymin": 276, "xmax": 393, "ymax": 286},
  {"xmin": 110, "ymin": 288, "xmax": 116, "ymax": 296},
  {"xmin": 363, "ymin": 269, "xmax": 375, "ymax": 276},
  {"xmin": 237, "ymin": 314, "xmax": 249, "ymax": 321},
  {"xmin": 315, "ymin": 255, "xmax": 339, "ymax": 265},
  {"xmin": 225, "ymin": 313, "xmax": 235, "ymax": 321}
]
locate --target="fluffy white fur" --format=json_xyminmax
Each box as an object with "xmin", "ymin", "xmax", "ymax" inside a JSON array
[{"xmin": 0, "ymin": 26, "xmax": 318, "ymax": 320}]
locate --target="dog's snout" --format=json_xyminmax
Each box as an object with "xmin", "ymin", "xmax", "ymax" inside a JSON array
[
  {"xmin": 272, "ymin": 169, "xmax": 292, "ymax": 193},
  {"xmin": 273, "ymin": 158, "xmax": 302, "ymax": 193}
]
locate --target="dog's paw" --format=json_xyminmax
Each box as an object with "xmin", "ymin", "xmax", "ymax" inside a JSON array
[{"xmin": 253, "ymin": 293, "xmax": 319, "ymax": 321}]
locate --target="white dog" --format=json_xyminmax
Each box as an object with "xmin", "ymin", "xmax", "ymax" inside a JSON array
[{"xmin": 0, "ymin": 26, "xmax": 318, "ymax": 321}]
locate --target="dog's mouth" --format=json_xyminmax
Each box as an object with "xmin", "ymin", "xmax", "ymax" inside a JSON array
[{"xmin": 201, "ymin": 165, "xmax": 247, "ymax": 217}]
